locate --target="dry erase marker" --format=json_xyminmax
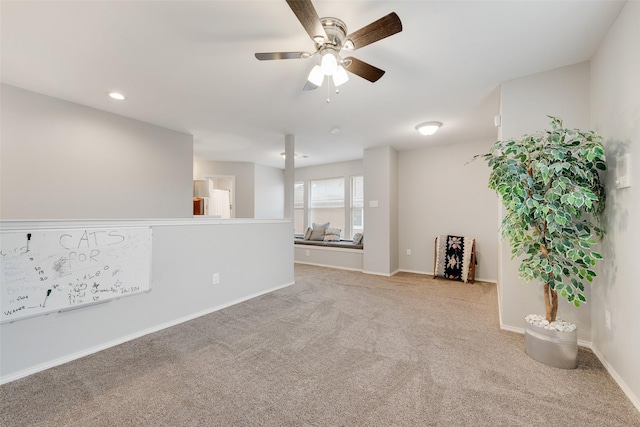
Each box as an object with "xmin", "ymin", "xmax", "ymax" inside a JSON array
[{"xmin": 43, "ymin": 289, "xmax": 52, "ymax": 307}]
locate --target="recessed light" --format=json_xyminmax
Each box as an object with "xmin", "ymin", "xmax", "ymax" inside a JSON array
[
  {"xmin": 415, "ymin": 121, "xmax": 442, "ymax": 136},
  {"xmin": 108, "ymin": 92, "xmax": 126, "ymax": 100},
  {"xmin": 330, "ymin": 127, "xmax": 340, "ymax": 135}
]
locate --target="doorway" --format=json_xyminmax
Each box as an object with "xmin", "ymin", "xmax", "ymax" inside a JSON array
[{"xmin": 205, "ymin": 176, "xmax": 235, "ymax": 218}]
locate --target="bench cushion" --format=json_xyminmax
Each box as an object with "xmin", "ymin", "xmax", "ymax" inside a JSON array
[{"xmin": 295, "ymin": 237, "xmax": 363, "ymax": 250}]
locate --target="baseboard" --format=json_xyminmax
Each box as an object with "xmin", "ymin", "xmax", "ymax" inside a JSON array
[
  {"xmin": 0, "ymin": 281, "xmax": 295, "ymax": 385},
  {"xmin": 398, "ymin": 268, "xmax": 431, "ymax": 275},
  {"xmin": 499, "ymin": 323, "xmax": 525, "ymax": 335},
  {"xmin": 361, "ymin": 269, "xmax": 400, "ymax": 277},
  {"xmin": 294, "ymin": 261, "xmax": 362, "ymax": 272},
  {"xmin": 398, "ymin": 269, "xmax": 497, "ymax": 284},
  {"xmin": 590, "ymin": 345, "xmax": 640, "ymax": 413},
  {"xmin": 498, "ymin": 323, "xmax": 592, "ymax": 348},
  {"xmin": 296, "ymin": 261, "xmax": 398, "ymax": 276}
]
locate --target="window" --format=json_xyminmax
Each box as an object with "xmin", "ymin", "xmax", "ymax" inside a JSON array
[
  {"xmin": 351, "ymin": 175, "xmax": 364, "ymax": 238},
  {"xmin": 294, "ymin": 181, "xmax": 305, "ymax": 235},
  {"xmin": 301, "ymin": 175, "xmax": 363, "ymax": 239},
  {"xmin": 309, "ymin": 178, "xmax": 345, "ymax": 237}
]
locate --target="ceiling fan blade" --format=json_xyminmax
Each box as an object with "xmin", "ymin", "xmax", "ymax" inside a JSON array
[
  {"xmin": 255, "ymin": 52, "xmax": 309, "ymax": 60},
  {"xmin": 345, "ymin": 12, "xmax": 402, "ymax": 50},
  {"xmin": 286, "ymin": 0, "xmax": 326, "ymax": 42},
  {"xmin": 343, "ymin": 57, "xmax": 385, "ymax": 82}
]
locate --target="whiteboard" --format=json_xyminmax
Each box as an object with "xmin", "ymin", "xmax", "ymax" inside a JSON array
[{"xmin": 1, "ymin": 227, "xmax": 151, "ymax": 323}]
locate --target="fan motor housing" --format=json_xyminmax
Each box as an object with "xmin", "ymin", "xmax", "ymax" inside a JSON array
[{"xmin": 319, "ymin": 17, "xmax": 347, "ymax": 48}]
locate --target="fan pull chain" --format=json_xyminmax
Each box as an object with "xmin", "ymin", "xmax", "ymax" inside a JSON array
[{"xmin": 326, "ymin": 78, "xmax": 331, "ymax": 103}]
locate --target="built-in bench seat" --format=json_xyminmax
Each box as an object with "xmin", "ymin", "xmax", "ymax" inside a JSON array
[{"xmin": 294, "ymin": 236, "xmax": 364, "ymax": 271}]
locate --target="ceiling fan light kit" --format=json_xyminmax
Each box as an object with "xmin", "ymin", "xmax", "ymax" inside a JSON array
[
  {"xmin": 416, "ymin": 121, "xmax": 442, "ymax": 136},
  {"xmin": 332, "ymin": 66, "xmax": 349, "ymax": 86},
  {"xmin": 307, "ymin": 65, "xmax": 324, "ymax": 86},
  {"xmin": 320, "ymin": 50, "xmax": 338, "ymax": 75},
  {"xmin": 255, "ymin": 0, "xmax": 402, "ymax": 94}
]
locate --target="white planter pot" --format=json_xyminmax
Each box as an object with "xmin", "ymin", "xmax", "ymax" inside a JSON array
[{"xmin": 524, "ymin": 317, "xmax": 578, "ymax": 369}]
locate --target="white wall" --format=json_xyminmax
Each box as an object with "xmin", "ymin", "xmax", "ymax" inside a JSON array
[
  {"xmin": 294, "ymin": 245, "xmax": 363, "ymax": 271},
  {"xmin": 499, "ymin": 62, "xmax": 592, "ymax": 341},
  {"xmin": 254, "ymin": 164, "xmax": 284, "ymax": 219},
  {"xmin": 194, "ymin": 160, "xmax": 255, "ymax": 218},
  {"xmin": 0, "ymin": 219, "xmax": 294, "ymax": 382},
  {"xmin": 398, "ymin": 139, "xmax": 499, "ymax": 282},
  {"xmin": 1, "ymin": 84, "xmax": 193, "ymax": 219},
  {"xmin": 363, "ymin": 146, "xmax": 398, "ymax": 276},
  {"xmin": 590, "ymin": 1, "xmax": 640, "ymax": 409},
  {"xmin": 294, "ymin": 160, "xmax": 364, "ymax": 182}
]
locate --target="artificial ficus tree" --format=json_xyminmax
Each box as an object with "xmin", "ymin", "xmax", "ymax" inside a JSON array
[{"xmin": 477, "ymin": 117, "xmax": 606, "ymax": 322}]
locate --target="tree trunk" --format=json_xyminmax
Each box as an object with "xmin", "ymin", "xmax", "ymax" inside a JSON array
[{"xmin": 544, "ymin": 283, "xmax": 558, "ymax": 322}]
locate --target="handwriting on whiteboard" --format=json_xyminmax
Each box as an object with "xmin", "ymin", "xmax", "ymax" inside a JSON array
[{"xmin": 1, "ymin": 227, "xmax": 151, "ymax": 322}]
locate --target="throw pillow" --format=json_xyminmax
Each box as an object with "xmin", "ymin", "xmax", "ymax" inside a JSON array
[
  {"xmin": 303, "ymin": 226, "xmax": 313, "ymax": 240},
  {"xmin": 323, "ymin": 228, "xmax": 341, "ymax": 242},
  {"xmin": 309, "ymin": 222, "xmax": 329, "ymax": 241},
  {"xmin": 352, "ymin": 233, "xmax": 363, "ymax": 245}
]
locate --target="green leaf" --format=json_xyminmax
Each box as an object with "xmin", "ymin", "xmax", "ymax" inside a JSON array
[{"xmin": 473, "ymin": 116, "xmax": 606, "ymax": 311}]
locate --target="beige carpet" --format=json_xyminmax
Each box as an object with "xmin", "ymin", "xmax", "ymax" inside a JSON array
[{"xmin": 2, "ymin": 264, "xmax": 639, "ymax": 426}]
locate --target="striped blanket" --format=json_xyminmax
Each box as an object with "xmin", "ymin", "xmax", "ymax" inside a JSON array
[{"xmin": 435, "ymin": 235, "xmax": 474, "ymax": 283}]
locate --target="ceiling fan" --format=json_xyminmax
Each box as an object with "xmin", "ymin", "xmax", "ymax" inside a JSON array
[{"xmin": 255, "ymin": 0, "xmax": 402, "ymax": 91}]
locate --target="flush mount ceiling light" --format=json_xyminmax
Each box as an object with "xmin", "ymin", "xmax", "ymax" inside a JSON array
[
  {"xmin": 108, "ymin": 92, "xmax": 126, "ymax": 100},
  {"xmin": 415, "ymin": 121, "xmax": 442, "ymax": 136}
]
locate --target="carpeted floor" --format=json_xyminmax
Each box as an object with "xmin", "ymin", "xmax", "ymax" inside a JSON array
[{"xmin": 1, "ymin": 264, "xmax": 639, "ymax": 426}]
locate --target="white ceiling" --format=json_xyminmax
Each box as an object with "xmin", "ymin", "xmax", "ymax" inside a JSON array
[{"xmin": 1, "ymin": 1, "xmax": 625, "ymax": 169}]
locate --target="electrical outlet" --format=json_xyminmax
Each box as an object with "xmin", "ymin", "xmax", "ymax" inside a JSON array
[
  {"xmin": 406, "ymin": 249, "xmax": 411, "ymax": 256},
  {"xmin": 212, "ymin": 273, "xmax": 220, "ymax": 285},
  {"xmin": 605, "ymin": 310, "xmax": 611, "ymax": 330},
  {"xmin": 306, "ymin": 250, "xmax": 310, "ymax": 256}
]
